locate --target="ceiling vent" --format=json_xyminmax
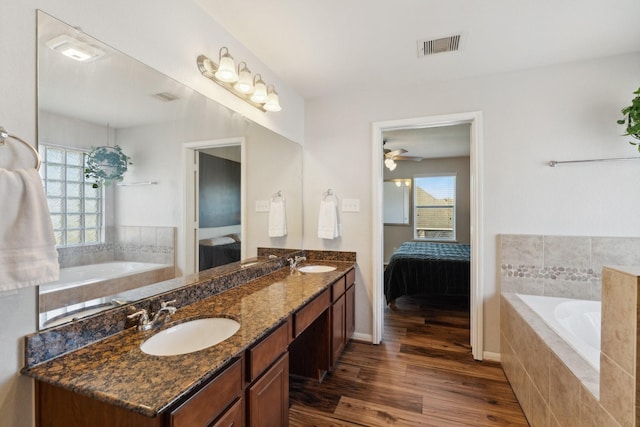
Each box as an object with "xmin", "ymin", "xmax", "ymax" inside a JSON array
[
  {"xmin": 152, "ymin": 92, "xmax": 180, "ymax": 102},
  {"xmin": 418, "ymin": 34, "xmax": 461, "ymax": 57}
]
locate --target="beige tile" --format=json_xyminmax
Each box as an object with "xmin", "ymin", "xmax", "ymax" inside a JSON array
[
  {"xmin": 528, "ymin": 379, "xmax": 549, "ymax": 427},
  {"xmin": 157, "ymin": 227, "xmax": 175, "ymax": 247},
  {"xmin": 522, "ymin": 325, "xmax": 550, "ymax": 402},
  {"xmin": 549, "ymin": 354, "xmax": 581, "ymax": 427},
  {"xmin": 543, "ymin": 235, "xmax": 590, "ymax": 269},
  {"xmin": 580, "ymin": 384, "xmax": 620, "ymax": 427},
  {"xmin": 600, "ymin": 353, "xmax": 634, "ymax": 427},
  {"xmin": 543, "ymin": 278, "xmax": 591, "ymax": 300},
  {"xmin": 140, "ymin": 227, "xmax": 157, "ymax": 246},
  {"xmin": 501, "ymin": 334, "xmax": 529, "ymax": 415},
  {"xmin": 592, "ymin": 237, "xmax": 640, "ymax": 275},
  {"xmin": 500, "ymin": 234, "xmax": 544, "ymax": 266},
  {"xmin": 601, "ymin": 268, "xmax": 636, "ymax": 375}
]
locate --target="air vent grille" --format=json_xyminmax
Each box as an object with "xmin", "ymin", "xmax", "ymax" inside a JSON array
[
  {"xmin": 152, "ymin": 92, "xmax": 180, "ymax": 102},
  {"xmin": 418, "ymin": 35, "xmax": 461, "ymax": 57}
]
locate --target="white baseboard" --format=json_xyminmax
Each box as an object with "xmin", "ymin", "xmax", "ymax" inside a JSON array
[
  {"xmin": 483, "ymin": 351, "xmax": 501, "ymax": 362},
  {"xmin": 351, "ymin": 332, "xmax": 373, "ymax": 343}
]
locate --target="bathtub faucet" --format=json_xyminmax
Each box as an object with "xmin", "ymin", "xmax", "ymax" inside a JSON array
[{"xmin": 127, "ymin": 299, "xmax": 177, "ymax": 331}]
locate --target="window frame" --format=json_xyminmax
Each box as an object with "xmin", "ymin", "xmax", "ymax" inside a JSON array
[
  {"xmin": 39, "ymin": 143, "xmax": 104, "ymax": 247},
  {"xmin": 412, "ymin": 173, "xmax": 457, "ymax": 242}
]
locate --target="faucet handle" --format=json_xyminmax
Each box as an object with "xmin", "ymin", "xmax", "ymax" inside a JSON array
[
  {"xmin": 127, "ymin": 309, "xmax": 151, "ymax": 330},
  {"xmin": 161, "ymin": 299, "xmax": 177, "ymax": 308}
]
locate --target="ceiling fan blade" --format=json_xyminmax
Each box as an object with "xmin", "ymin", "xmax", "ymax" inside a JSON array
[
  {"xmin": 384, "ymin": 149, "xmax": 407, "ymax": 158},
  {"xmin": 393, "ymin": 156, "xmax": 423, "ymax": 161}
]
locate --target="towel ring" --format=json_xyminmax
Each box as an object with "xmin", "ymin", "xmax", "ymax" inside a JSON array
[{"xmin": 0, "ymin": 126, "xmax": 41, "ymax": 170}]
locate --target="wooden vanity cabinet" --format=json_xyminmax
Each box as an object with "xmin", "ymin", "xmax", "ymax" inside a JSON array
[
  {"xmin": 247, "ymin": 353, "xmax": 289, "ymax": 427},
  {"xmin": 168, "ymin": 358, "xmax": 243, "ymax": 427},
  {"xmin": 245, "ymin": 321, "xmax": 290, "ymax": 427},
  {"xmin": 330, "ymin": 268, "xmax": 356, "ymax": 368}
]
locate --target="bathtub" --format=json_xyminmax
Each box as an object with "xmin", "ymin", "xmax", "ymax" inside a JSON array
[
  {"xmin": 39, "ymin": 261, "xmax": 174, "ymax": 327},
  {"xmin": 517, "ymin": 294, "xmax": 601, "ymax": 371},
  {"xmin": 39, "ymin": 261, "xmax": 170, "ymax": 294}
]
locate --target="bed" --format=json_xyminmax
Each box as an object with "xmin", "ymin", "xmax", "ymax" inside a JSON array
[
  {"xmin": 198, "ymin": 236, "xmax": 241, "ymax": 271},
  {"xmin": 384, "ymin": 241, "xmax": 470, "ymax": 305}
]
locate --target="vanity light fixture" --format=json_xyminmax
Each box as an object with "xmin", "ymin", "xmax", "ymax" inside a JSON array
[
  {"xmin": 264, "ymin": 85, "xmax": 282, "ymax": 112},
  {"xmin": 234, "ymin": 62, "xmax": 253, "ymax": 94},
  {"xmin": 197, "ymin": 48, "xmax": 281, "ymax": 112}
]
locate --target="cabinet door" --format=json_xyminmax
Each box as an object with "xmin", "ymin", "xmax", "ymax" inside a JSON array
[
  {"xmin": 247, "ymin": 353, "xmax": 289, "ymax": 427},
  {"xmin": 331, "ymin": 293, "xmax": 346, "ymax": 366},
  {"xmin": 169, "ymin": 358, "xmax": 243, "ymax": 427},
  {"xmin": 346, "ymin": 284, "xmax": 355, "ymax": 340},
  {"xmin": 210, "ymin": 398, "xmax": 243, "ymax": 427}
]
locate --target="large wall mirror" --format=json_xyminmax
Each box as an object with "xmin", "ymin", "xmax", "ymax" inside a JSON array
[{"xmin": 36, "ymin": 11, "xmax": 303, "ymax": 329}]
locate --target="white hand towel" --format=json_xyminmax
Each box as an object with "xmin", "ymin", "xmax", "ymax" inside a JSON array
[
  {"xmin": 317, "ymin": 199, "xmax": 340, "ymax": 239},
  {"xmin": 0, "ymin": 168, "xmax": 59, "ymax": 291},
  {"xmin": 268, "ymin": 198, "xmax": 287, "ymax": 237}
]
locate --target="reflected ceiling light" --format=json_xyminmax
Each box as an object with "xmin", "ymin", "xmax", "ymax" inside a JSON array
[
  {"xmin": 197, "ymin": 49, "xmax": 282, "ymax": 113},
  {"xmin": 46, "ymin": 34, "xmax": 105, "ymax": 62},
  {"xmin": 384, "ymin": 158, "xmax": 397, "ymax": 171}
]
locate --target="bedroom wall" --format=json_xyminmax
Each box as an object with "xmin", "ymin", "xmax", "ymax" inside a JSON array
[
  {"xmin": 199, "ymin": 153, "xmax": 241, "ymax": 228},
  {"xmin": 303, "ymin": 52, "xmax": 640, "ymax": 356},
  {"xmin": 383, "ymin": 156, "xmax": 471, "ymax": 262}
]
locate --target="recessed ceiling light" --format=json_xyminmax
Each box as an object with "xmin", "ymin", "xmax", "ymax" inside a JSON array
[{"xmin": 46, "ymin": 34, "xmax": 105, "ymax": 62}]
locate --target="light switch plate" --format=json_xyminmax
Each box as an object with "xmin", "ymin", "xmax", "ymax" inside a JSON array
[
  {"xmin": 342, "ymin": 198, "xmax": 360, "ymax": 212},
  {"xmin": 255, "ymin": 200, "xmax": 270, "ymax": 212}
]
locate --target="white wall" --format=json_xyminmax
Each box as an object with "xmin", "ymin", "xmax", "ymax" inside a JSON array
[
  {"xmin": 0, "ymin": 2, "xmax": 304, "ymax": 426},
  {"xmin": 303, "ymin": 52, "xmax": 640, "ymax": 354}
]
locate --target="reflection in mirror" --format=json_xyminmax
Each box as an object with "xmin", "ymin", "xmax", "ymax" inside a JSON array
[
  {"xmin": 36, "ymin": 11, "xmax": 302, "ymax": 329},
  {"xmin": 383, "ymin": 180, "xmax": 411, "ymax": 225}
]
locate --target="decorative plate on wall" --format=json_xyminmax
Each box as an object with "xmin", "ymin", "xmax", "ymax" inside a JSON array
[{"xmin": 85, "ymin": 145, "xmax": 130, "ymax": 187}]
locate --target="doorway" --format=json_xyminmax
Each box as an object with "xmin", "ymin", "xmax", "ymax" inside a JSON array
[
  {"xmin": 372, "ymin": 112, "xmax": 484, "ymax": 360},
  {"xmin": 183, "ymin": 137, "xmax": 246, "ymax": 275}
]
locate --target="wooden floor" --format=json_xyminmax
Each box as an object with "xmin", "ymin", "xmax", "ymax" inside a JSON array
[{"xmin": 289, "ymin": 295, "xmax": 528, "ymax": 426}]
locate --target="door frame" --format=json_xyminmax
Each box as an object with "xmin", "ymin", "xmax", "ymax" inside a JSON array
[
  {"xmin": 183, "ymin": 137, "xmax": 246, "ymax": 275},
  {"xmin": 371, "ymin": 111, "xmax": 484, "ymax": 360}
]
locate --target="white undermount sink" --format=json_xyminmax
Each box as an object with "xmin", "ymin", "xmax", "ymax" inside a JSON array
[
  {"xmin": 298, "ymin": 265, "xmax": 337, "ymax": 273},
  {"xmin": 140, "ymin": 318, "xmax": 240, "ymax": 356}
]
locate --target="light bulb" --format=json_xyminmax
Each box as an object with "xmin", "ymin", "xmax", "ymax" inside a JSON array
[
  {"xmin": 251, "ymin": 77, "xmax": 268, "ymax": 103},
  {"xmin": 214, "ymin": 48, "xmax": 238, "ymax": 83},
  {"xmin": 264, "ymin": 88, "xmax": 281, "ymax": 112},
  {"xmin": 234, "ymin": 63, "xmax": 253, "ymax": 94}
]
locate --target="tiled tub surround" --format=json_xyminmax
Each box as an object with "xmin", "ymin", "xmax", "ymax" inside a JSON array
[
  {"xmin": 501, "ymin": 266, "xmax": 640, "ymax": 426},
  {"xmin": 22, "ymin": 256, "xmax": 356, "ymax": 417},
  {"xmin": 499, "ymin": 235, "xmax": 640, "ymax": 300},
  {"xmin": 57, "ymin": 225, "xmax": 175, "ymax": 268}
]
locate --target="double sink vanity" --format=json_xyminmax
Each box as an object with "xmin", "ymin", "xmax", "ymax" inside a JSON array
[{"xmin": 22, "ymin": 251, "xmax": 356, "ymax": 427}]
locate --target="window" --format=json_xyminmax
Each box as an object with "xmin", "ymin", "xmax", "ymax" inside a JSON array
[
  {"xmin": 39, "ymin": 145, "xmax": 103, "ymax": 246},
  {"xmin": 413, "ymin": 174, "xmax": 456, "ymax": 241}
]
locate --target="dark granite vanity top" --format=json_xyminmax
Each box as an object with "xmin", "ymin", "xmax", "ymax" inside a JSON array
[{"xmin": 22, "ymin": 260, "xmax": 355, "ymax": 417}]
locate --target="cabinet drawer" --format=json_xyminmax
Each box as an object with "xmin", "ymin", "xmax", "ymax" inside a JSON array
[
  {"xmin": 331, "ymin": 276, "xmax": 346, "ymax": 302},
  {"xmin": 247, "ymin": 321, "xmax": 289, "ymax": 382},
  {"xmin": 346, "ymin": 268, "xmax": 355, "ymax": 287},
  {"xmin": 294, "ymin": 289, "xmax": 330, "ymax": 337},
  {"xmin": 210, "ymin": 397, "xmax": 243, "ymax": 427},
  {"xmin": 169, "ymin": 358, "xmax": 242, "ymax": 427}
]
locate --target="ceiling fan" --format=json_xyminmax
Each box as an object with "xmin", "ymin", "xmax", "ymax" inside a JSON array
[{"xmin": 383, "ymin": 148, "xmax": 423, "ymax": 162}]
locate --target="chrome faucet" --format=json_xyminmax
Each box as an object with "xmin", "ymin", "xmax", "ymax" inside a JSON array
[
  {"xmin": 287, "ymin": 255, "xmax": 307, "ymax": 269},
  {"xmin": 127, "ymin": 299, "xmax": 177, "ymax": 331}
]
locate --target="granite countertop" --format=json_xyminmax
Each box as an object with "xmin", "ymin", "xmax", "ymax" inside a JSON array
[{"xmin": 23, "ymin": 261, "xmax": 355, "ymax": 417}]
